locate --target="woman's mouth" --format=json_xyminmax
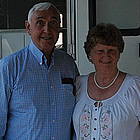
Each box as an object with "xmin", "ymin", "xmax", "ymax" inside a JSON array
[{"xmin": 101, "ymin": 61, "xmax": 112, "ymax": 64}]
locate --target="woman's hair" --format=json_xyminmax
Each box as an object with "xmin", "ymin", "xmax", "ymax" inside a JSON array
[
  {"xmin": 84, "ymin": 23, "xmax": 124, "ymax": 60},
  {"xmin": 27, "ymin": 2, "xmax": 60, "ymax": 24}
]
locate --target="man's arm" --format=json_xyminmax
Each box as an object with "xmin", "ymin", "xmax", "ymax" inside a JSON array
[{"xmin": 0, "ymin": 59, "xmax": 12, "ymax": 138}]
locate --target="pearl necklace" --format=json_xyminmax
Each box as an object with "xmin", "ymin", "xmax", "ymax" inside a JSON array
[{"xmin": 94, "ymin": 70, "xmax": 119, "ymax": 89}]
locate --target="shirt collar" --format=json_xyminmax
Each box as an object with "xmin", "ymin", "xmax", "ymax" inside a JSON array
[{"xmin": 29, "ymin": 40, "xmax": 55, "ymax": 66}]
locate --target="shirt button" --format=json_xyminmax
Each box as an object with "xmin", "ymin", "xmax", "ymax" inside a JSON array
[
  {"xmin": 40, "ymin": 63, "xmax": 42, "ymax": 65},
  {"xmin": 53, "ymin": 120, "xmax": 55, "ymax": 122},
  {"xmin": 51, "ymin": 86, "xmax": 53, "ymax": 89},
  {"xmin": 52, "ymin": 103, "xmax": 55, "ymax": 105},
  {"xmin": 52, "ymin": 137, "xmax": 55, "ymax": 139}
]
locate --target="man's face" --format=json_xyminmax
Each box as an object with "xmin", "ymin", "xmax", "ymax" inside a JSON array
[{"xmin": 25, "ymin": 6, "xmax": 60, "ymax": 55}]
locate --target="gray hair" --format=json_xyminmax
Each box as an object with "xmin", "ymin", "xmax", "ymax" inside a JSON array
[{"xmin": 28, "ymin": 2, "xmax": 60, "ymax": 24}]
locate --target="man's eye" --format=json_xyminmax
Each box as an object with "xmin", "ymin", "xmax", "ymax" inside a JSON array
[
  {"xmin": 49, "ymin": 21, "xmax": 58, "ymax": 27},
  {"xmin": 37, "ymin": 20, "xmax": 45, "ymax": 26}
]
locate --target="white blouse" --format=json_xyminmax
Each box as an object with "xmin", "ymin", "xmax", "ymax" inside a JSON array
[{"xmin": 73, "ymin": 74, "xmax": 140, "ymax": 140}]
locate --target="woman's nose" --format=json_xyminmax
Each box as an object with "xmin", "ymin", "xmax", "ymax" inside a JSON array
[{"xmin": 103, "ymin": 51, "xmax": 110, "ymax": 57}]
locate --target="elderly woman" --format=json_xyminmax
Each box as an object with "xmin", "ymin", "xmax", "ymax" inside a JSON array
[{"xmin": 73, "ymin": 23, "xmax": 140, "ymax": 140}]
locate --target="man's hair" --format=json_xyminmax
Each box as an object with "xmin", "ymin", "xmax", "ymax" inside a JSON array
[{"xmin": 28, "ymin": 2, "xmax": 60, "ymax": 24}]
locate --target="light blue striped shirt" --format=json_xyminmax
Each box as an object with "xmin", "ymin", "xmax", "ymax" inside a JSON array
[{"xmin": 0, "ymin": 40, "xmax": 79, "ymax": 140}]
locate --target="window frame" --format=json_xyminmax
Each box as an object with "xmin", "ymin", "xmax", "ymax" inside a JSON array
[{"xmin": 89, "ymin": 0, "xmax": 140, "ymax": 36}]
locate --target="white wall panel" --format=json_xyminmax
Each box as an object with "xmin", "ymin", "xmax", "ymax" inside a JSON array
[
  {"xmin": 76, "ymin": 0, "xmax": 95, "ymax": 75},
  {"xmin": 118, "ymin": 36, "xmax": 140, "ymax": 76}
]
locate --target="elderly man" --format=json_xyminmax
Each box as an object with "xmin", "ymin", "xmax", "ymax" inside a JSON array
[{"xmin": 0, "ymin": 2, "xmax": 79, "ymax": 140}]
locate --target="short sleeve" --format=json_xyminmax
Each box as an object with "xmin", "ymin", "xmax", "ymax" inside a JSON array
[
  {"xmin": 126, "ymin": 76, "xmax": 140, "ymax": 121},
  {"xmin": 75, "ymin": 75, "xmax": 89, "ymax": 103}
]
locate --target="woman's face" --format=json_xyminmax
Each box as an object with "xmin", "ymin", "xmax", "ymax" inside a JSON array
[{"xmin": 89, "ymin": 43, "xmax": 120, "ymax": 72}]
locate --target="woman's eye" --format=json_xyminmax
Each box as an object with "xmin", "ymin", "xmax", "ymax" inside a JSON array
[
  {"xmin": 97, "ymin": 50, "xmax": 104, "ymax": 54},
  {"xmin": 109, "ymin": 50, "xmax": 116, "ymax": 54}
]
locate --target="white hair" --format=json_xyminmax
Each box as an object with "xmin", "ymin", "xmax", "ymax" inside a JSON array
[{"xmin": 28, "ymin": 2, "xmax": 60, "ymax": 24}]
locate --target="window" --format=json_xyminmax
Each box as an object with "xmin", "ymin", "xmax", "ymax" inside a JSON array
[
  {"xmin": 0, "ymin": 0, "xmax": 76, "ymax": 59},
  {"xmin": 89, "ymin": 0, "xmax": 140, "ymax": 36}
]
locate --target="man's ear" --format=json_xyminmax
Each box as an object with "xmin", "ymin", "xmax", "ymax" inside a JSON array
[{"xmin": 25, "ymin": 20, "xmax": 31, "ymax": 35}]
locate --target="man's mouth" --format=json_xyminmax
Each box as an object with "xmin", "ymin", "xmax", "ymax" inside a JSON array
[{"xmin": 41, "ymin": 37, "xmax": 52, "ymax": 40}]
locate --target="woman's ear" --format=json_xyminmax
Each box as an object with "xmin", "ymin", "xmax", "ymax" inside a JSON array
[
  {"xmin": 88, "ymin": 54, "xmax": 92, "ymax": 62},
  {"xmin": 25, "ymin": 20, "xmax": 31, "ymax": 35},
  {"xmin": 88, "ymin": 53, "xmax": 91, "ymax": 60}
]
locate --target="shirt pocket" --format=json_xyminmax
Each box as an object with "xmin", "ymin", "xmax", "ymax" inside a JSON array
[
  {"xmin": 61, "ymin": 84, "xmax": 75, "ymax": 111},
  {"xmin": 61, "ymin": 84, "xmax": 75, "ymax": 96}
]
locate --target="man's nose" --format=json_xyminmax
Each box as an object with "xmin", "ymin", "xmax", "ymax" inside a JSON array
[{"xmin": 43, "ymin": 23, "xmax": 51, "ymax": 33}]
